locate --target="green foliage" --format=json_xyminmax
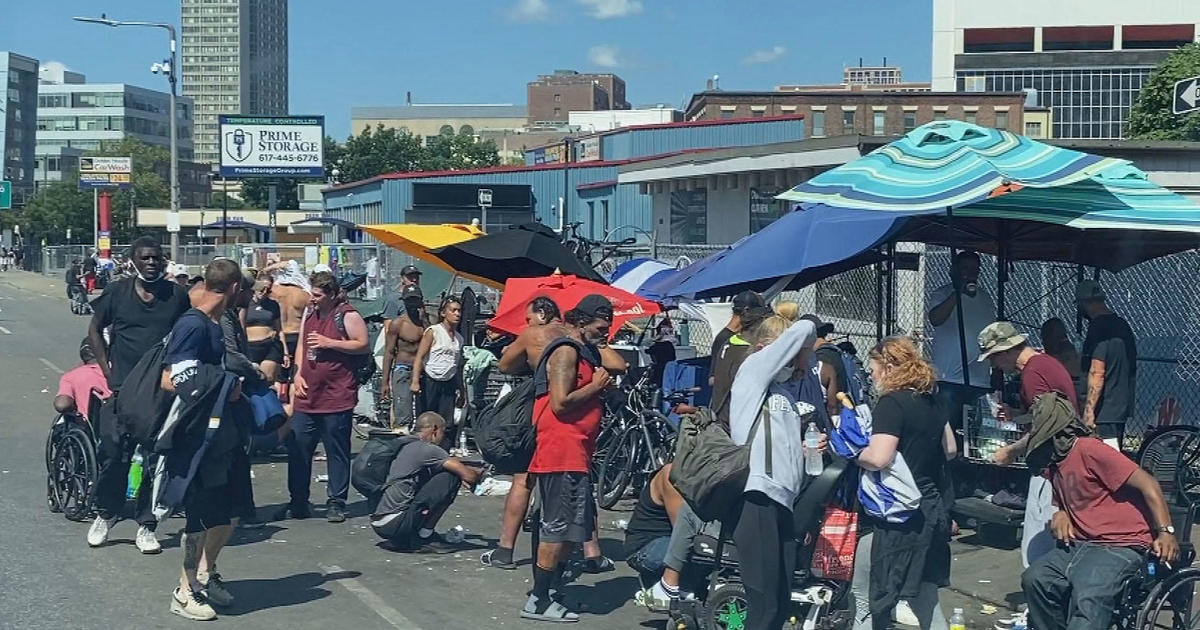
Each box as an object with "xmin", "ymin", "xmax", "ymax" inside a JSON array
[
  {"xmin": 333, "ymin": 125, "xmax": 501, "ymax": 183},
  {"xmin": 1127, "ymin": 42, "xmax": 1200, "ymax": 141},
  {"xmin": 211, "ymin": 192, "xmax": 244, "ymax": 210},
  {"xmin": 243, "ymin": 178, "xmax": 301, "ymax": 209},
  {"xmin": 19, "ymin": 182, "xmax": 93, "ymax": 245}
]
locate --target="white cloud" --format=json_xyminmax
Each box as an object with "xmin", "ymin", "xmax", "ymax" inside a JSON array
[
  {"xmin": 588, "ymin": 44, "xmax": 622, "ymax": 68},
  {"xmin": 509, "ymin": 0, "xmax": 550, "ymax": 21},
  {"xmin": 578, "ymin": 0, "xmax": 643, "ymax": 19},
  {"xmin": 742, "ymin": 45, "xmax": 787, "ymax": 65}
]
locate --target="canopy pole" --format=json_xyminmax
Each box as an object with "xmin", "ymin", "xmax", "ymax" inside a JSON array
[
  {"xmin": 947, "ymin": 206, "xmax": 971, "ymax": 387},
  {"xmin": 1074, "ymin": 264, "xmax": 1086, "ymax": 336},
  {"xmin": 997, "ymin": 220, "xmax": 1008, "ymax": 320},
  {"xmin": 875, "ymin": 248, "xmax": 885, "ymax": 342},
  {"xmin": 885, "ymin": 242, "xmax": 896, "ymax": 336},
  {"xmin": 763, "ymin": 273, "xmax": 797, "ymax": 301}
]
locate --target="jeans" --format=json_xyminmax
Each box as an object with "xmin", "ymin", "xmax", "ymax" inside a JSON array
[
  {"xmin": 626, "ymin": 536, "xmax": 671, "ymax": 584},
  {"xmin": 851, "ymin": 533, "xmax": 948, "ymax": 630},
  {"xmin": 1022, "ymin": 542, "xmax": 1142, "ymax": 630},
  {"xmin": 286, "ymin": 410, "xmax": 352, "ymax": 508},
  {"xmin": 391, "ymin": 365, "xmax": 417, "ymax": 430}
]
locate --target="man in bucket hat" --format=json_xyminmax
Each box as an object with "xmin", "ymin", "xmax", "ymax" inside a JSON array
[
  {"xmin": 980, "ymin": 321, "xmax": 1080, "ymax": 572},
  {"xmin": 1020, "ymin": 392, "xmax": 1179, "ymax": 630}
]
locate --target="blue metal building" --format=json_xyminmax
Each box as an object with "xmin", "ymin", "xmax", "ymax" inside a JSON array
[{"xmin": 323, "ymin": 116, "xmax": 805, "ymax": 241}]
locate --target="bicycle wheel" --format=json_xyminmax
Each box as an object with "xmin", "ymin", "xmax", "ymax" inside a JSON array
[
  {"xmin": 641, "ymin": 411, "xmax": 678, "ymax": 468},
  {"xmin": 54, "ymin": 426, "xmax": 98, "ymax": 522},
  {"xmin": 597, "ymin": 426, "xmax": 641, "ymax": 509}
]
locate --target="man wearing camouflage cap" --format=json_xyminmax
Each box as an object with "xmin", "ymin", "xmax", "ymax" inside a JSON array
[{"xmin": 979, "ymin": 321, "xmax": 1079, "ymax": 569}]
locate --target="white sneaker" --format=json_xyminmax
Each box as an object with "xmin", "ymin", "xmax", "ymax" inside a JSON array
[
  {"xmin": 170, "ymin": 587, "xmax": 217, "ymax": 621},
  {"xmin": 87, "ymin": 516, "xmax": 117, "ymax": 547},
  {"xmin": 633, "ymin": 581, "xmax": 674, "ymax": 612},
  {"xmin": 894, "ymin": 600, "xmax": 920, "ymax": 627},
  {"xmin": 135, "ymin": 526, "xmax": 162, "ymax": 554}
]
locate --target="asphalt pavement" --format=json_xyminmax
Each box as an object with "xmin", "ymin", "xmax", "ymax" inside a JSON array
[{"xmin": 0, "ymin": 270, "xmax": 1021, "ymax": 629}]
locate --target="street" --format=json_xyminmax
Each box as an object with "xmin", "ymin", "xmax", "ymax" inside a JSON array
[{"xmin": 0, "ymin": 270, "xmax": 1019, "ymax": 629}]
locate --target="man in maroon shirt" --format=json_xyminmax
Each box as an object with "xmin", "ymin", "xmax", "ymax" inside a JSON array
[
  {"xmin": 980, "ymin": 321, "xmax": 1082, "ymax": 570},
  {"xmin": 1018, "ymin": 393, "xmax": 1179, "ymax": 630}
]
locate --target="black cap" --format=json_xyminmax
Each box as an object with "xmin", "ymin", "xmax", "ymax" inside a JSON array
[
  {"xmin": 801, "ymin": 314, "xmax": 835, "ymax": 338},
  {"xmin": 401, "ymin": 264, "xmax": 422, "ymax": 277},
  {"xmin": 573, "ymin": 294, "xmax": 614, "ymax": 321},
  {"xmin": 732, "ymin": 290, "xmax": 766, "ymax": 312},
  {"xmin": 401, "ymin": 284, "xmax": 424, "ymax": 303}
]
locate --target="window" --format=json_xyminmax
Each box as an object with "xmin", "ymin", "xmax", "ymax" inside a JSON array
[
  {"xmin": 995, "ymin": 111, "xmax": 1009, "ymax": 130},
  {"xmin": 903, "ymin": 112, "xmax": 917, "ymax": 132},
  {"xmin": 720, "ymin": 109, "xmax": 735, "ymax": 120},
  {"xmin": 965, "ymin": 111, "xmax": 977, "ymax": 125},
  {"xmin": 752, "ymin": 109, "xmax": 765, "ymax": 118},
  {"xmin": 1025, "ymin": 121, "xmax": 1043, "ymax": 137},
  {"xmin": 669, "ymin": 189, "xmax": 707, "ymax": 244},
  {"xmin": 872, "ymin": 111, "xmax": 886, "ymax": 135},
  {"xmin": 459, "ymin": 124, "xmax": 474, "ymax": 136},
  {"xmin": 934, "ymin": 110, "xmax": 947, "ymax": 121},
  {"xmin": 750, "ymin": 187, "xmax": 787, "ymax": 233},
  {"xmin": 554, "ymin": 93, "xmax": 561, "ymax": 102},
  {"xmin": 842, "ymin": 109, "xmax": 855, "ymax": 131},
  {"xmin": 812, "ymin": 110, "xmax": 824, "ymax": 137},
  {"xmin": 438, "ymin": 124, "xmax": 455, "ymax": 136}
]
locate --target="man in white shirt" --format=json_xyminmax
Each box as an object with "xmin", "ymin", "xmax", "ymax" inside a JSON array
[{"xmin": 928, "ymin": 251, "xmax": 995, "ymax": 436}]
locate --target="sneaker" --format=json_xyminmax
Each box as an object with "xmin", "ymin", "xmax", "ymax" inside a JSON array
[
  {"xmin": 238, "ymin": 512, "xmax": 265, "ymax": 529},
  {"xmin": 136, "ymin": 526, "xmax": 162, "ymax": 554},
  {"xmin": 170, "ymin": 587, "xmax": 217, "ymax": 621},
  {"xmin": 520, "ymin": 593, "xmax": 579, "ymax": 623},
  {"xmin": 273, "ymin": 503, "xmax": 311, "ymax": 521},
  {"xmin": 326, "ymin": 502, "xmax": 346, "ymax": 523},
  {"xmin": 894, "ymin": 600, "xmax": 920, "ymax": 627},
  {"xmin": 202, "ymin": 573, "xmax": 234, "ymax": 608},
  {"xmin": 481, "ymin": 548, "xmax": 518, "ymax": 570},
  {"xmin": 633, "ymin": 582, "xmax": 673, "ymax": 613},
  {"xmin": 87, "ymin": 516, "xmax": 117, "ymax": 547},
  {"xmin": 413, "ymin": 533, "xmax": 461, "ymax": 554},
  {"xmin": 581, "ymin": 556, "xmax": 615, "ymax": 574}
]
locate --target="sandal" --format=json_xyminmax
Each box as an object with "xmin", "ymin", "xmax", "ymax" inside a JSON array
[
  {"xmin": 480, "ymin": 549, "xmax": 517, "ymax": 570},
  {"xmin": 520, "ymin": 595, "xmax": 579, "ymax": 623}
]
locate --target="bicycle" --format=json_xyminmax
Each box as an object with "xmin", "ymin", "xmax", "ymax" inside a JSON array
[{"xmin": 560, "ymin": 222, "xmax": 638, "ymax": 278}]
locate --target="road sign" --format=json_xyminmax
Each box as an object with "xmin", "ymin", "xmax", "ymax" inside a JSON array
[
  {"xmin": 79, "ymin": 156, "xmax": 132, "ymax": 190},
  {"xmin": 1173, "ymin": 76, "xmax": 1200, "ymax": 115},
  {"xmin": 219, "ymin": 115, "xmax": 325, "ymax": 178},
  {"xmin": 478, "ymin": 188, "xmax": 493, "ymax": 208},
  {"xmin": 0, "ymin": 180, "xmax": 10, "ymax": 210}
]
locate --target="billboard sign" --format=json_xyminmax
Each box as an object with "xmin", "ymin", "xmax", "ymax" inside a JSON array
[
  {"xmin": 78, "ymin": 156, "xmax": 132, "ymax": 190},
  {"xmin": 576, "ymin": 137, "xmax": 601, "ymax": 162},
  {"xmin": 219, "ymin": 115, "xmax": 325, "ymax": 178}
]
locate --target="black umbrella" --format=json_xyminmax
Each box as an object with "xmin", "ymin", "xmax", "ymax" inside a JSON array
[{"xmin": 429, "ymin": 223, "xmax": 607, "ymax": 285}]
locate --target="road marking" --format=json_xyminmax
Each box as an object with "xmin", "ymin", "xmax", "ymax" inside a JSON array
[
  {"xmin": 39, "ymin": 358, "xmax": 65, "ymax": 375},
  {"xmin": 0, "ymin": 326, "xmax": 11, "ymax": 335},
  {"xmin": 319, "ymin": 564, "xmax": 422, "ymax": 629}
]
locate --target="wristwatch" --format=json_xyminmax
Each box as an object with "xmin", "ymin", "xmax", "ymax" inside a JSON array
[{"xmin": 1155, "ymin": 525, "xmax": 1177, "ymax": 536}]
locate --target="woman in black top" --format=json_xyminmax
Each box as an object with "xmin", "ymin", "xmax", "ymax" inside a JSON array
[
  {"xmin": 244, "ymin": 273, "xmax": 286, "ymax": 382},
  {"xmin": 857, "ymin": 336, "xmax": 957, "ymax": 630}
]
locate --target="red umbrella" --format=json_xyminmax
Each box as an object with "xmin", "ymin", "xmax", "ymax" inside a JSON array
[{"xmin": 489, "ymin": 274, "xmax": 662, "ymax": 339}]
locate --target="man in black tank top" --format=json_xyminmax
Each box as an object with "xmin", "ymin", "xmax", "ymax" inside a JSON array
[{"xmin": 623, "ymin": 464, "xmax": 712, "ymax": 612}]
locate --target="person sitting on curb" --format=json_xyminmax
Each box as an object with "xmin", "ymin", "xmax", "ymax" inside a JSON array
[{"xmin": 370, "ymin": 412, "xmax": 482, "ymax": 552}]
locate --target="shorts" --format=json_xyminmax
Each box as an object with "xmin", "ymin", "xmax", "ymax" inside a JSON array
[
  {"xmin": 184, "ymin": 478, "xmax": 232, "ymax": 534},
  {"xmin": 248, "ymin": 337, "xmax": 284, "ymax": 365},
  {"xmin": 534, "ymin": 471, "xmax": 596, "ymax": 544}
]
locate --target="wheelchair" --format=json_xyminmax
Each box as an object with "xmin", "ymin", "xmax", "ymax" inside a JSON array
[
  {"xmin": 669, "ymin": 457, "xmax": 854, "ymax": 630},
  {"xmin": 68, "ymin": 284, "xmax": 92, "ymax": 316},
  {"xmin": 45, "ymin": 395, "xmax": 103, "ymax": 522},
  {"xmin": 1109, "ymin": 429, "xmax": 1200, "ymax": 629}
]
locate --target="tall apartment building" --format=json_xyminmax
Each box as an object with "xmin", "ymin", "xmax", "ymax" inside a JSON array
[
  {"xmin": 527, "ymin": 70, "xmax": 629, "ymax": 124},
  {"xmin": 181, "ymin": 0, "xmax": 288, "ymax": 165},
  {"xmin": 0, "ymin": 52, "xmax": 39, "ymax": 206},
  {"xmin": 932, "ymin": 0, "xmax": 1200, "ymax": 139}
]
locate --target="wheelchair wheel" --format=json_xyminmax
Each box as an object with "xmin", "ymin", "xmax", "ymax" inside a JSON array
[
  {"xmin": 1136, "ymin": 567, "xmax": 1200, "ymax": 630},
  {"xmin": 51, "ymin": 425, "xmax": 98, "ymax": 522},
  {"xmin": 45, "ymin": 421, "xmax": 66, "ymax": 513},
  {"xmin": 706, "ymin": 582, "xmax": 750, "ymax": 630},
  {"xmin": 597, "ymin": 425, "xmax": 640, "ymax": 509},
  {"xmin": 1176, "ymin": 432, "xmax": 1200, "ymax": 507}
]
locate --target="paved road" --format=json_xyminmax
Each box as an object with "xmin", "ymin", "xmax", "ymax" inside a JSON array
[{"xmin": 0, "ymin": 271, "xmax": 1018, "ymax": 629}]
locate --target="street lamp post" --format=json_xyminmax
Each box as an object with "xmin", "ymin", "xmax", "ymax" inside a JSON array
[{"xmin": 74, "ymin": 14, "xmax": 180, "ymax": 260}]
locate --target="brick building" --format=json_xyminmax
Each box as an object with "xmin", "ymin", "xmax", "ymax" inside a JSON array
[
  {"xmin": 684, "ymin": 90, "xmax": 1029, "ymax": 138},
  {"xmin": 527, "ymin": 70, "xmax": 629, "ymax": 124}
]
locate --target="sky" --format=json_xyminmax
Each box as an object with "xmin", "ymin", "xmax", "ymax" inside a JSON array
[{"xmin": 11, "ymin": 0, "xmax": 934, "ymax": 140}]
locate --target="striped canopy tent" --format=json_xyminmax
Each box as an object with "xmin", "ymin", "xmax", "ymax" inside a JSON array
[{"xmin": 778, "ymin": 121, "xmax": 1200, "ymax": 272}]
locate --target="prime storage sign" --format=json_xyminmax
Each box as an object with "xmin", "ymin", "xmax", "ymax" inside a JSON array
[{"xmin": 219, "ymin": 115, "xmax": 325, "ymax": 178}]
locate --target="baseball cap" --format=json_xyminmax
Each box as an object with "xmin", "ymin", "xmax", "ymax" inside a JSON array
[
  {"xmin": 800, "ymin": 314, "xmax": 835, "ymax": 338},
  {"xmin": 401, "ymin": 284, "xmax": 424, "ymax": 303},
  {"xmin": 573, "ymin": 294, "xmax": 614, "ymax": 321},
  {"xmin": 976, "ymin": 321, "xmax": 1028, "ymax": 361},
  {"xmin": 1075, "ymin": 280, "xmax": 1106, "ymax": 303},
  {"xmin": 732, "ymin": 290, "xmax": 766, "ymax": 312},
  {"xmin": 401, "ymin": 264, "xmax": 422, "ymax": 276},
  {"xmin": 312, "ymin": 263, "xmax": 332, "ymax": 274}
]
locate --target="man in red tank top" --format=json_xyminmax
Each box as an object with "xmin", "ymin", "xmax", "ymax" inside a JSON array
[
  {"xmin": 521, "ymin": 295, "xmax": 613, "ymax": 623},
  {"xmin": 277, "ymin": 271, "xmax": 369, "ymax": 524}
]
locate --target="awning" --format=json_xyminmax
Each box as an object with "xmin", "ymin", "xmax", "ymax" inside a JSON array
[{"xmin": 361, "ymin": 223, "xmax": 496, "ymax": 287}]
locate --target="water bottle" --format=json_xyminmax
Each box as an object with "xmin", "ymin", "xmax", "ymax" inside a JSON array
[
  {"xmin": 126, "ymin": 449, "xmax": 144, "ymax": 499},
  {"xmin": 949, "ymin": 608, "xmax": 966, "ymax": 630},
  {"xmin": 1148, "ymin": 558, "xmax": 1158, "ymax": 577},
  {"xmin": 804, "ymin": 422, "xmax": 824, "ymax": 476},
  {"xmin": 458, "ymin": 427, "xmax": 468, "ymax": 455}
]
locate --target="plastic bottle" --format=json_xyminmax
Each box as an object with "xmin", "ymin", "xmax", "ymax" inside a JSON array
[
  {"xmin": 804, "ymin": 422, "xmax": 824, "ymax": 476},
  {"xmin": 949, "ymin": 608, "xmax": 966, "ymax": 630},
  {"xmin": 458, "ymin": 427, "xmax": 468, "ymax": 455},
  {"xmin": 1148, "ymin": 557, "xmax": 1157, "ymax": 577},
  {"xmin": 126, "ymin": 449, "xmax": 144, "ymax": 499}
]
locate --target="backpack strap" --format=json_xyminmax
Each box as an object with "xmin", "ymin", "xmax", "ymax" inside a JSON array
[
  {"xmin": 744, "ymin": 402, "xmax": 773, "ymax": 478},
  {"xmin": 533, "ymin": 337, "xmax": 596, "ymax": 398}
]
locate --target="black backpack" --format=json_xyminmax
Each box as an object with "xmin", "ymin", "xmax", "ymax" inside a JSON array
[
  {"xmin": 351, "ymin": 433, "xmax": 419, "ymax": 510},
  {"xmin": 332, "ymin": 304, "xmax": 377, "ymax": 386},
  {"xmin": 115, "ymin": 335, "xmax": 175, "ymax": 445},
  {"xmin": 475, "ymin": 378, "xmax": 538, "ymax": 474}
]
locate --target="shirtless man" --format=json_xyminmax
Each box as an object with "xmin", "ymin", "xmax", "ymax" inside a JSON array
[
  {"xmin": 381, "ymin": 285, "xmax": 428, "ymax": 431},
  {"xmin": 481, "ymin": 296, "xmax": 625, "ymax": 572},
  {"xmin": 260, "ymin": 260, "xmax": 312, "ymax": 383}
]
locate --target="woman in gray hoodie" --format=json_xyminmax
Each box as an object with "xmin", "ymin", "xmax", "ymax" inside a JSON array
[{"xmin": 729, "ymin": 315, "xmax": 820, "ymax": 630}]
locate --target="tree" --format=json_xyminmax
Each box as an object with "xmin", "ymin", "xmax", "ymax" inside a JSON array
[
  {"xmin": 243, "ymin": 178, "xmax": 302, "ymax": 209},
  {"xmin": 1127, "ymin": 42, "xmax": 1200, "ymax": 141},
  {"xmin": 93, "ymin": 138, "xmax": 171, "ymax": 242},
  {"xmin": 339, "ymin": 124, "xmax": 426, "ymax": 182},
  {"xmin": 20, "ymin": 182, "xmax": 93, "ymax": 245},
  {"xmin": 422, "ymin": 133, "xmax": 502, "ymax": 171},
  {"xmin": 211, "ymin": 192, "xmax": 244, "ymax": 210}
]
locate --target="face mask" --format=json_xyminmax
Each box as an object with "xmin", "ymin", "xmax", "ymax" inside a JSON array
[
  {"xmin": 773, "ymin": 366, "xmax": 795, "ymax": 383},
  {"xmin": 136, "ymin": 268, "xmax": 166, "ymax": 283}
]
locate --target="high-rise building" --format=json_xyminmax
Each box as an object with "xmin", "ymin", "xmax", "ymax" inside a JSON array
[
  {"xmin": 932, "ymin": 0, "xmax": 1200, "ymax": 139},
  {"xmin": 0, "ymin": 52, "xmax": 40, "ymax": 207},
  {"xmin": 181, "ymin": 0, "xmax": 288, "ymax": 165},
  {"xmin": 527, "ymin": 70, "xmax": 629, "ymax": 124}
]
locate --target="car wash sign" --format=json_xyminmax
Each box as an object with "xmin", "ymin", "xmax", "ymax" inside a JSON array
[{"xmin": 219, "ymin": 115, "xmax": 325, "ymax": 178}]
